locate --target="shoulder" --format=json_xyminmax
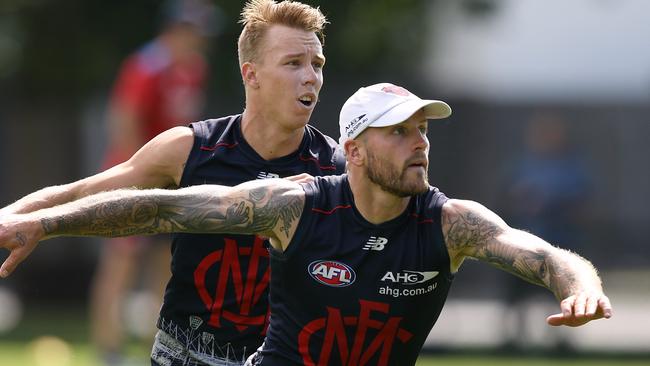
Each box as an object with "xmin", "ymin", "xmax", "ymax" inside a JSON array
[
  {"xmin": 190, "ymin": 115, "xmax": 241, "ymax": 140},
  {"xmin": 300, "ymin": 175, "xmax": 348, "ymax": 210},
  {"xmin": 440, "ymin": 199, "xmax": 500, "ymax": 228},
  {"xmin": 305, "ymin": 124, "xmax": 339, "ymax": 149},
  {"xmin": 147, "ymin": 125, "xmax": 195, "ymax": 146},
  {"xmin": 304, "ymin": 125, "xmax": 345, "ymax": 174},
  {"xmin": 440, "ymin": 198, "xmax": 508, "ymax": 251},
  {"xmin": 409, "ymin": 186, "xmax": 449, "ymax": 222},
  {"xmin": 311, "ymin": 174, "xmax": 346, "ymax": 189}
]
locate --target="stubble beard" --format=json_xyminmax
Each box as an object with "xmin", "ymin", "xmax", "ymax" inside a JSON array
[{"xmin": 366, "ymin": 149, "xmax": 429, "ymax": 197}]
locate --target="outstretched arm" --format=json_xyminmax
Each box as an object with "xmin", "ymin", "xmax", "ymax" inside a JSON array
[
  {"xmin": 0, "ymin": 126, "xmax": 193, "ymax": 217},
  {"xmin": 441, "ymin": 198, "xmax": 612, "ymax": 327},
  {"xmin": 0, "ymin": 178, "xmax": 305, "ymax": 277}
]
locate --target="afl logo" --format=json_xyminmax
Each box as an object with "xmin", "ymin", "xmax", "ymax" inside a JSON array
[{"xmin": 308, "ymin": 260, "xmax": 356, "ymax": 287}]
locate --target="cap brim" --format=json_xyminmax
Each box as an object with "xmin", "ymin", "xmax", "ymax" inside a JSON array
[{"xmin": 370, "ymin": 99, "xmax": 452, "ymax": 128}]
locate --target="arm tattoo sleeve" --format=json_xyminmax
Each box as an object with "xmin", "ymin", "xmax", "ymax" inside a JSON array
[
  {"xmin": 444, "ymin": 203, "xmax": 573, "ymax": 297},
  {"xmin": 39, "ymin": 183, "xmax": 304, "ymax": 239}
]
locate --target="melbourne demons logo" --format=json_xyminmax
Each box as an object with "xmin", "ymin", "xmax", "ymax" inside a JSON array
[
  {"xmin": 298, "ymin": 299, "xmax": 413, "ymax": 366},
  {"xmin": 193, "ymin": 236, "xmax": 269, "ymax": 333},
  {"xmin": 381, "ymin": 84, "xmax": 410, "ymax": 96},
  {"xmin": 308, "ymin": 260, "xmax": 356, "ymax": 287}
]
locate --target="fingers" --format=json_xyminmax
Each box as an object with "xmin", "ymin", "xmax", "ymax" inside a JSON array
[
  {"xmin": 598, "ymin": 295, "xmax": 613, "ymax": 319},
  {"xmin": 549, "ymin": 292, "xmax": 613, "ymax": 327},
  {"xmin": 546, "ymin": 313, "xmax": 566, "ymax": 326},
  {"xmin": 0, "ymin": 250, "xmax": 26, "ymax": 278},
  {"xmin": 560, "ymin": 295, "xmax": 575, "ymax": 318},
  {"xmin": 0, "ymin": 232, "xmax": 36, "ymax": 278}
]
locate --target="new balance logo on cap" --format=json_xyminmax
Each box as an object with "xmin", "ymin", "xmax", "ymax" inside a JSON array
[{"xmin": 363, "ymin": 236, "xmax": 388, "ymax": 251}]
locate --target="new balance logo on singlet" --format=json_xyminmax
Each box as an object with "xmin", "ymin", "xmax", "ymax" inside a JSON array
[
  {"xmin": 257, "ymin": 171, "xmax": 279, "ymax": 180},
  {"xmin": 363, "ymin": 236, "xmax": 388, "ymax": 251}
]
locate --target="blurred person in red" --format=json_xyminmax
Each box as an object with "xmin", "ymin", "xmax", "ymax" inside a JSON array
[{"xmin": 92, "ymin": 0, "xmax": 219, "ymax": 363}]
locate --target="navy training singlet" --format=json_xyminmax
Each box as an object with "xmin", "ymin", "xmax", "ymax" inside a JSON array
[
  {"xmin": 255, "ymin": 175, "xmax": 453, "ymax": 366},
  {"xmin": 157, "ymin": 115, "xmax": 345, "ymax": 361}
]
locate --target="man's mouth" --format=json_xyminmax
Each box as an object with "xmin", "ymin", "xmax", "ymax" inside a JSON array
[
  {"xmin": 298, "ymin": 94, "xmax": 315, "ymax": 107},
  {"xmin": 406, "ymin": 157, "xmax": 428, "ymax": 170}
]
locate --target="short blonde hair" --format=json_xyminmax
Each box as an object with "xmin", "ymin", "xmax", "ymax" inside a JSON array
[{"xmin": 238, "ymin": 0, "xmax": 328, "ymax": 66}]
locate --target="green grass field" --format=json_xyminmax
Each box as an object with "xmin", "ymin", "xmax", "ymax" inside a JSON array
[
  {"xmin": 1, "ymin": 340, "xmax": 649, "ymax": 366},
  {"xmin": 1, "ymin": 306, "xmax": 648, "ymax": 366}
]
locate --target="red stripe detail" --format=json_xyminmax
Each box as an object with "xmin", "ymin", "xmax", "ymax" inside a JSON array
[
  {"xmin": 299, "ymin": 155, "xmax": 337, "ymax": 170},
  {"xmin": 200, "ymin": 142, "xmax": 239, "ymax": 151},
  {"xmin": 410, "ymin": 213, "xmax": 433, "ymax": 224},
  {"xmin": 221, "ymin": 310, "xmax": 267, "ymax": 326},
  {"xmin": 312, "ymin": 205, "xmax": 352, "ymax": 215}
]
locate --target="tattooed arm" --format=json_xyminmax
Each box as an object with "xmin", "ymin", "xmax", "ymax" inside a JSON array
[
  {"xmin": 0, "ymin": 178, "xmax": 305, "ymax": 277},
  {"xmin": 441, "ymin": 198, "xmax": 612, "ymax": 327}
]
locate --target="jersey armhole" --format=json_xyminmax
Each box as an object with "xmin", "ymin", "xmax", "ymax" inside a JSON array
[
  {"xmin": 178, "ymin": 122, "xmax": 205, "ymax": 187},
  {"xmin": 432, "ymin": 192, "xmax": 455, "ymax": 281},
  {"xmin": 273, "ymin": 180, "xmax": 317, "ymax": 260}
]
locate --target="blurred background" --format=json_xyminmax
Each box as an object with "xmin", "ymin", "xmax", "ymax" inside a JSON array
[{"xmin": 1, "ymin": 0, "xmax": 649, "ymax": 364}]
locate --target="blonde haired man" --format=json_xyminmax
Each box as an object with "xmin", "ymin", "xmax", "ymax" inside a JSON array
[
  {"xmin": 0, "ymin": 1, "xmax": 343, "ymax": 365},
  {"xmin": 1, "ymin": 83, "xmax": 612, "ymax": 365}
]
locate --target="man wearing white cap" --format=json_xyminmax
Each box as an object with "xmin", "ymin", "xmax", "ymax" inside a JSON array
[{"xmin": 0, "ymin": 83, "xmax": 612, "ymax": 366}]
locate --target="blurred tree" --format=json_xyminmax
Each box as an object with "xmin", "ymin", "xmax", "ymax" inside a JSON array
[
  {"xmin": 8, "ymin": 0, "xmax": 159, "ymax": 98},
  {"xmin": 3, "ymin": 0, "xmax": 432, "ymax": 101}
]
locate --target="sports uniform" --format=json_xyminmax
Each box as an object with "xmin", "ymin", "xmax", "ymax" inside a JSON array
[
  {"xmin": 248, "ymin": 174, "xmax": 453, "ymax": 366},
  {"xmin": 151, "ymin": 115, "xmax": 345, "ymax": 365}
]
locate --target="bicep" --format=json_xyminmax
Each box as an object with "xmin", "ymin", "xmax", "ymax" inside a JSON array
[
  {"xmin": 76, "ymin": 126, "xmax": 194, "ymax": 196},
  {"xmin": 441, "ymin": 199, "xmax": 511, "ymax": 272},
  {"xmin": 442, "ymin": 199, "xmax": 561, "ymax": 287}
]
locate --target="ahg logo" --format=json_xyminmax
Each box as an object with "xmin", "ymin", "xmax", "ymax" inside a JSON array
[
  {"xmin": 345, "ymin": 113, "xmax": 368, "ymax": 138},
  {"xmin": 308, "ymin": 260, "xmax": 356, "ymax": 287},
  {"xmin": 381, "ymin": 270, "xmax": 438, "ymax": 285}
]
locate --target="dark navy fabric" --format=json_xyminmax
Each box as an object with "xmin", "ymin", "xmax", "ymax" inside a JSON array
[
  {"xmin": 256, "ymin": 175, "xmax": 453, "ymax": 366},
  {"xmin": 157, "ymin": 115, "xmax": 344, "ymax": 362}
]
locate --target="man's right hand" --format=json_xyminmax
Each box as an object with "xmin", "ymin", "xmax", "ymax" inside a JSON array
[{"xmin": 0, "ymin": 214, "xmax": 43, "ymax": 278}]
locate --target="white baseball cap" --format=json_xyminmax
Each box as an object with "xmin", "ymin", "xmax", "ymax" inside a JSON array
[{"xmin": 338, "ymin": 83, "xmax": 451, "ymax": 144}]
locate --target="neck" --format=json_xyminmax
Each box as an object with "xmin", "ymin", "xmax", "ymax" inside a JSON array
[
  {"xmin": 347, "ymin": 170, "xmax": 411, "ymax": 225},
  {"xmin": 241, "ymin": 109, "xmax": 306, "ymax": 160}
]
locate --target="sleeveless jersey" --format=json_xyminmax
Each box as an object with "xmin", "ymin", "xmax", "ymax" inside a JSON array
[
  {"xmin": 157, "ymin": 115, "xmax": 345, "ymax": 361},
  {"xmin": 256, "ymin": 175, "xmax": 453, "ymax": 366}
]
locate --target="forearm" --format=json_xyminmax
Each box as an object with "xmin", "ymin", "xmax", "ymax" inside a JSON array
[
  {"xmin": 487, "ymin": 230, "xmax": 602, "ymax": 300},
  {"xmin": 35, "ymin": 185, "xmax": 234, "ymax": 239},
  {"xmin": 1, "ymin": 184, "xmax": 82, "ymax": 215}
]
